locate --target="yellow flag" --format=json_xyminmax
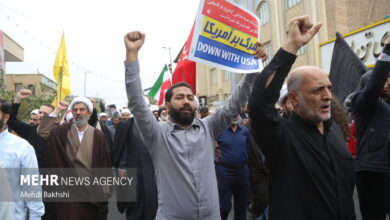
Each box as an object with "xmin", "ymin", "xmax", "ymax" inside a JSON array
[{"xmin": 52, "ymin": 32, "xmax": 71, "ymax": 106}]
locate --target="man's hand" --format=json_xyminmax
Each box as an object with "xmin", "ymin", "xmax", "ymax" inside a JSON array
[
  {"xmin": 124, "ymin": 31, "xmax": 145, "ymax": 61},
  {"xmin": 117, "ymin": 169, "xmax": 127, "ymax": 177},
  {"xmin": 283, "ymin": 15, "xmax": 322, "ymax": 54},
  {"xmin": 53, "ymin": 101, "xmax": 69, "ymax": 115},
  {"xmin": 253, "ymin": 42, "xmax": 268, "ymax": 62},
  {"xmin": 14, "ymin": 89, "xmax": 32, "ymax": 104}
]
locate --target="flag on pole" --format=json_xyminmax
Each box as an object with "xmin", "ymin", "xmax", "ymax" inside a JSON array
[
  {"xmin": 329, "ymin": 32, "xmax": 366, "ymax": 103},
  {"xmin": 172, "ymin": 25, "xmax": 196, "ymax": 94},
  {"xmin": 147, "ymin": 64, "xmax": 171, "ymax": 106},
  {"xmin": 52, "ymin": 32, "xmax": 71, "ymax": 106}
]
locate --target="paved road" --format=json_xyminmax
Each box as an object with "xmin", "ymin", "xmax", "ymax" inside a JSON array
[{"xmin": 107, "ymin": 188, "xmax": 126, "ymax": 220}]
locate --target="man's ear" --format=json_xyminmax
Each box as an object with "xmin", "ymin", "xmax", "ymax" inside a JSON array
[
  {"xmin": 288, "ymin": 92, "xmax": 299, "ymax": 107},
  {"xmin": 165, "ymin": 102, "xmax": 170, "ymax": 112}
]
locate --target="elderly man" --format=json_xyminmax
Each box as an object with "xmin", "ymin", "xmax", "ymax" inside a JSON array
[
  {"xmin": 248, "ymin": 16, "xmax": 355, "ymax": 220},
  {"xmin": 215, "ymin": 115, "xmax": 251, "ymax": 220},
  {"xmin": 123, "ymin": 30, "xmax": 267, "ymax": 219},
  {"xmin": 0, "ymin": 99, "xmax": 44, "ymax": 220},
  {"xmin": 38, "ymin": 97, "xmax": 111, "ymax": 220}
]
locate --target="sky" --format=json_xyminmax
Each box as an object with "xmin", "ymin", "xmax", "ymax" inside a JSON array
[{"xmin": 0, "ymin": 0, "xmax": 200, "ymax": 108}]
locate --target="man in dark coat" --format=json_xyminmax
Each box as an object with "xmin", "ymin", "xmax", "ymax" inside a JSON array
[
  {"xmin": 248, "ymin": 16, "xmax": 355, "ymax": 220},
  {"xmin": 113, "ymin": 117, "xmax": 157, "ymax": 220},
  {"xmin": 38, "ymin": 98, "xmax": 111, "ymax": 220},
  {"xmin": 350, "ymin": 36, "xmax": 390, "ymax": 220}
]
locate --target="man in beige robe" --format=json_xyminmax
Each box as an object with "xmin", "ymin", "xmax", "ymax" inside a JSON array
[{"xmin": 38, "ymin": 97, "xmax": 111, "ymax": 220}]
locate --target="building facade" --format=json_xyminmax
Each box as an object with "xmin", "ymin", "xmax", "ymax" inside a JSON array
[
  {"xmin": 196, "ymin": 0, "xmax": 390, "ymax": 110},
  {"xmin": 0, "ymin": 31, "xmax": 24, "ymax": 89},
  {"xmin": 5, "ymin": 73, "xmax": 57, "ymax": 96}
]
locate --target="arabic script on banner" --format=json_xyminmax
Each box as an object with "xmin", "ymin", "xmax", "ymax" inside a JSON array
[{"xmin": 188, "ymin": 0, "xmax": 262, "ymax": 73}]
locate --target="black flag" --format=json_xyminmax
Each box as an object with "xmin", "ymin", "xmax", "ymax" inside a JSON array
[{"xmin": 329, "ymin": 32, "xmax": 367, "ymax": 103}]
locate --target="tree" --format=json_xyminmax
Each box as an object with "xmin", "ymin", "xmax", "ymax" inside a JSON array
[{"xmin": 0, "ymin": 88, "xmax": 55, "ymax": 121}]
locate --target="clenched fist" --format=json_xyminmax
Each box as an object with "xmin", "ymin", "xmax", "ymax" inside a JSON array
[
  {"xmin": 53, "ymin": 100, "xmax": 69, "ymax": 115},
  {"xmin": 283, "ymin": 15, "xmax": 322, "ymax": 54},
  {"xmin": 14, "ymin": 89, "xmax": 32, "ymax": 103},
  {"xmin": 124, "ymin": 31, "xmax": 145, "ymax": 61}
]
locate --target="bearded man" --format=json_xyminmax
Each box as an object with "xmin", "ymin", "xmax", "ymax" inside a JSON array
[
  {"xmin": 38, "ymin": 97, "xmax": 111, "ymax": 220},
  {"xmin": 123, "ymin": 31, "xmax": 267, "ymax": 220}
]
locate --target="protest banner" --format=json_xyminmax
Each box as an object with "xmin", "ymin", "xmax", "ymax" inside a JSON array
[{"xmin": 188, "ymin": 0, "xmax": 262, "ymax": 73}]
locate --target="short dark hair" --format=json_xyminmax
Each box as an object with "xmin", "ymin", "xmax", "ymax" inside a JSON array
[
  {"xmin": 199, "ymin": 107, "xmax": 209, "ymax": 114},
  {"xmin": 165, "ymin": 82, "xmax": 194, "ymax": 103},
  {"xmin": 0, "ymin": 99, "xmax": 11, "ymax": 115},
  {"xmin": 41, "ymin": 104, "xmax": 55, "ymax": 111},
  {"xmin": 152, "ymin": 110, "xmax": 159, "ymax": 114}
]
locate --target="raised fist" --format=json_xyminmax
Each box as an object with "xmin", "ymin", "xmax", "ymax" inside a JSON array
[
  {"xmin": 14, "ymin": 89, "xmax": 32, "ymax": 103},
  {"xmin": 124, "ymin": 31, "xmax": 145, "ymax": 54},
  {"xmin": 55, "ymin": 100, "xmax": 69, "ymax": 112},
  {"xmin": 284, "ymin": 15, "xmax": 322, "ymax": 54}
]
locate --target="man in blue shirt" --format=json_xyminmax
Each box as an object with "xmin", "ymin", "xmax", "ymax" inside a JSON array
[
  {"xmin": 0, "ymin": 99, "xmax": 44, "ymax": 220},
  {"xmin": 215, "ymin": 115, "xmax": 251, "ymax": 220}
]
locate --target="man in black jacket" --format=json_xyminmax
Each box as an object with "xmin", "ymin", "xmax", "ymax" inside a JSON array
[
  {"xmin": 9, "ymin": 89, "xmax": 54, "ymax": 168},
  {"xmin": 248, "ymin": 16, "xmax": 355, "ymax": 220},
  {"xmin": 350, "ymin": 36, "xmax": 390, "ymax": 220},
  {"xmin": 8, "ymin": 89, "xmax": 56, "ymax": 220}
]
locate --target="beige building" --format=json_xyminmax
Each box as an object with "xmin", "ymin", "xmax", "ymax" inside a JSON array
[
  {"xmin": 5, "ymin": 73, "xmax": 57, "ymax": 96},
  {"xmin": 196, "ymin": 0, "xmax": 390, "ymax": 110},
  {"xmin": 1, "ymin": 31, "xmax": 24, "ymax": 88}
]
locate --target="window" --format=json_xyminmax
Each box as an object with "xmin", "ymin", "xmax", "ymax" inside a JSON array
[
  {"xmin": 286, "ymin": 0, "xmax": 301, "ymax": 8},
  {"xmin": 210, "ymin": 68, "xmax": 217, "ymax": 85},
  {"xmin": 27, "ymin": 84, "xmax": 35, "ymax": 95},
  {"xmin": 262, "ymin": 42, "xmax": 273, "ymax": 66},
  {"xmin": 224, "ymin": 71, "xmax": 231, "ymax": 80},
  {"xmin": 257, "ymin": 1, "xmax": 269, "ymax": 25},
  {"xmin": 15, "ymin": 83, "xmax": 22, "ymax": 93}
]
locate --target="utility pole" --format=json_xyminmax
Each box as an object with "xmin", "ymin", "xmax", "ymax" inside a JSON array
[{"xmin": 162, "ymin": 46, "xmax": 173, "ymax": 73}]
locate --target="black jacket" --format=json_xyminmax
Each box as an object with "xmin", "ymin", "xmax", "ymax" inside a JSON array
[
  {"xmin": 249, "ymin": 48, "xmax": 355, "ymax": 220},
  {"xmin": 8, "ymin": 103, "xmax": 48, "ymax": 168},
  {"xmin": 351, "ymin": 44, "xmax": 390, "ymax": 173},
  {"xmin": 113, "ymin": 118, "xmax": 157, "ymax": 220}
]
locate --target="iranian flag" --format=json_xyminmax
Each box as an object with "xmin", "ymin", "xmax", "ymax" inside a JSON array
[{"xmin": 147, "ymin": 64, "xmax": 171, "ymax": 106}]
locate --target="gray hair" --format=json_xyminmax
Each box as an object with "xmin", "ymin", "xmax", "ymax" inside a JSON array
[{"xmin": 287, "ymin": 72, "xmax": 303, "ymax": 93}]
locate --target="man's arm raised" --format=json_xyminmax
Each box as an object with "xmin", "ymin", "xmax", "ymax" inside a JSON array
[
  {"xmin": 37, "ymin": 101, "xmax": 68, "ymax": 140},
  {"xmin": 204, "ymin": 42, "xmax": 268, "ymax": 138},
  {"xmin": 8, "ymin": 89, "xmax": 34, "ymax": 137},
  {"xmin": 248, "ymin": 15, "xmax": 321, "ymax": 158},
  {"xmin": 124, "ymin": 31, "xmax": 160, "ymax": 151}
]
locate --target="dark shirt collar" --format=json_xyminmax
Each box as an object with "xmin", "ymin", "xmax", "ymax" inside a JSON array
[{"xmin": 290, "ymin": 112, "xmax": 332, "ymax": 134}]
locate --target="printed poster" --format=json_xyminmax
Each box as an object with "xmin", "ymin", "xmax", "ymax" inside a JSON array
[{"xmin": 188, "ymin": 0, "xmax": 263, "ymax": 73}]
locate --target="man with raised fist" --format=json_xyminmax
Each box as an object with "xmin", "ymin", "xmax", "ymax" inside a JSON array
[
  {"xmin": 38, "ymin": 97, "xmax": 111, "ymax": 220},
  {"xmin": 123, "ymin": 28, "xmax": 267, "ymax": 219}
]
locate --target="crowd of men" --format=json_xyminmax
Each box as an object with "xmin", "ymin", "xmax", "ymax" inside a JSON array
[{"xmin": 0, "ymin": 15, "xmax": 389, "ymax": 220}]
